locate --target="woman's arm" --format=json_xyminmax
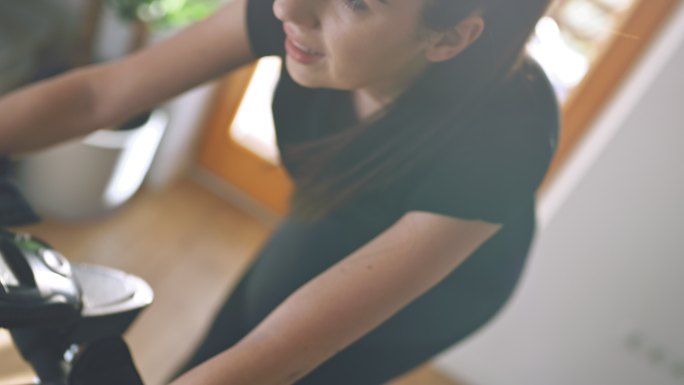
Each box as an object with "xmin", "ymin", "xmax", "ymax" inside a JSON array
[
  {"xmin": 0, "ymin": 0, "xmax": 253, "ymax": 154},
  {"xmin": 171, "ymin": 211, "xmax": 502, "ymax": 385}
]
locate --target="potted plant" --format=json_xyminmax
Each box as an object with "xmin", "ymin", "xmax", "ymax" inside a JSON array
[{"xmin": 94, "ymin": 0, "xmax": 225, "ymax": 59}]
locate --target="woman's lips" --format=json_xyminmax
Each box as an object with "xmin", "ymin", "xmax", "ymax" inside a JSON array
[
  {"xmin": 282, "ymin": 24, "xmax": 324, "ymax": 64},
  {"xmin": 285, "ymin": 36, "xmax": 325, "ymax": 64}
]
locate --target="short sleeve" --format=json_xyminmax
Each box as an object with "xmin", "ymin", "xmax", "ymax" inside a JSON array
[
  {"xmin": 246, "ymin": 0, "xmax": 285, "ymax": 57},
  {"xmin": 403, "ymin": 62, "xmax": 560, "ymax": 224},
  {"xmin": 403, "ymin": 137, "xmax": 546, "ymax": 224}
]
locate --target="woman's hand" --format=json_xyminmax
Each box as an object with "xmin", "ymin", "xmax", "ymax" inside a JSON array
[{"xmin": 171, "ymin": 211, "xmax": 501, "ymax": 385}]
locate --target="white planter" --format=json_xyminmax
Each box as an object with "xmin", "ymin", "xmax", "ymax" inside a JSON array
[{"xmin": 17, "ymin": 109, "xmax": 168, "ymax": 221}]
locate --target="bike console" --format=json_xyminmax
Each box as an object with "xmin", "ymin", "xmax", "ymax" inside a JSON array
[{"xmin": 0, "ymin": 231, "xmax": 81, "ymax": 329}]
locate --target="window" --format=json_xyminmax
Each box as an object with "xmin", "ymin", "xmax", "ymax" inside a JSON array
[
  {"xmin": 528, "ymin": 0, "xmax": 639, "ymax": 101},
  {"xmin": 229, "ymin": 57, "xmax": 282, "ymax": 165}
]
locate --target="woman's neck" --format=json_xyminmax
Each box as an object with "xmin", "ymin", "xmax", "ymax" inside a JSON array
[
  {"xmin": 351, "ymin": 91, "xmax": 386, "ymax": 122},
  {"xmin": 351, "ymin": 63, "xmax": 430, "ymax": 122}
]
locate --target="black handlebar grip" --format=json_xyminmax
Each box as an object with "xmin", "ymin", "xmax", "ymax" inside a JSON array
[{"xmin": 0, "ymin": 156, "xmax": 40, "ymax": 227}]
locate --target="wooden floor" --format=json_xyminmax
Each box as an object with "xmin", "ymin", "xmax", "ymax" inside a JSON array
[{"xmin": 0, "ymin": 178, "xmax": 464, "ymax": 385}]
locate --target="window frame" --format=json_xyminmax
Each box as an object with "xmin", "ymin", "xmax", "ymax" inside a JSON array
[{"xmin": 538, "ymin": 0, "xmax": 680, "ymax": 194}]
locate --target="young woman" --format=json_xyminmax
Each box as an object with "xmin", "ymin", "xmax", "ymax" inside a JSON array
[{"xmin": 0, "ymin": 0, "xmax": 559, "ymax": 383}]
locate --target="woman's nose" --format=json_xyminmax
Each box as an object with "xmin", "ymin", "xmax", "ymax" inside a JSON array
[{"xmin": 273, "ymin": 0, "xmax": 320, "ymax": 30}]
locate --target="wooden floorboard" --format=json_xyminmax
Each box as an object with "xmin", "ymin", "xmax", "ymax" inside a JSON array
[{"xmin": 0, "ymin": 178, "xmax": 465, "ymax": 385}]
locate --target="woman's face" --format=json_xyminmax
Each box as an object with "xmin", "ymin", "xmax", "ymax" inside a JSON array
[{"xmin": 273, "ymin": 0, "xmax": 433, "ymax": 100}]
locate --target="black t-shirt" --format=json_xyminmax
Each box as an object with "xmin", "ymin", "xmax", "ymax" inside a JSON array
[{"xmin": 245, "ymin": 0, "xmax": 559, "ymax": 239}]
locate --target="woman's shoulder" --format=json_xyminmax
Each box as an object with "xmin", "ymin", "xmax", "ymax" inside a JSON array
[
  {"xmin": 469, "ymin": 55, "xmax": 560, "ymax": 157},
  {"xmin": 403, "ymin": 56, "xmax": 561, "ymax": 222},
  {"xmin": 506, "ymin": 56, "xmax": 560, "ymax": 134}
]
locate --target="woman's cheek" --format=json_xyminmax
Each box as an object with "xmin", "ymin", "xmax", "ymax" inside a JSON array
[{"xmin": 334, "ymin": 45, "xmax": 376, "ymax": 85}]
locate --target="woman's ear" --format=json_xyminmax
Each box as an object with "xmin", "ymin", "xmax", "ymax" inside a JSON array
[{"xmin": 424, "ymin": 15, "xmax": 485, "ymax": 63}]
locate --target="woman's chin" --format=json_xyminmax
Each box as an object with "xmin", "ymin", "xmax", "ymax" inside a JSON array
[{"xmin": 285, "ymin": 58, "xmax": 328, "ymax": 89}]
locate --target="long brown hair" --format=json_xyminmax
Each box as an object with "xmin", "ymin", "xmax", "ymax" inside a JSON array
[{"xmin": 285, "ymin": 0, "xmax": 553, "ymax": 220}]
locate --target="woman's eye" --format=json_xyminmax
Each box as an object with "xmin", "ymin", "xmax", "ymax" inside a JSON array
[{"xmin": 342, "ymin": 0, "xmax": 368, "ymax": 11}]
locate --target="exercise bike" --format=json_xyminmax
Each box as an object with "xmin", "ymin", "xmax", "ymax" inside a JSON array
[{"xmin": 0, "ymin": 158, "xmax": 152, "ymax": 385}]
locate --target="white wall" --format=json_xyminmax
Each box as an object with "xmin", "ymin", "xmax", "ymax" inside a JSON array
[{"xmin": 434, "ymin": 2, "xmax": 684, "ymax": 385}]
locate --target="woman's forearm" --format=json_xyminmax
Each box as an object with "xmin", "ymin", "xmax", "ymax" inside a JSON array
[
  {"xmin": 169, "ymin": 213, "xmax": 499, "ymax": 385},
  {"xmin": 0, "ymin": 0, "xmax": 256, "ymax": 156},
  {"xmin": 0, "ymin": 67, "xmax": 105, "ymax": 155}
]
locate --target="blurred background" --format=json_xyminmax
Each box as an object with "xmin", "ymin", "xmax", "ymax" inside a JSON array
[{"xmin": 1, "ymin": 0, "xmax": 683, "ymax": 384}]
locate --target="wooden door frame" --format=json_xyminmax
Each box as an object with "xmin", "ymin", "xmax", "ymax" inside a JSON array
[
  {"xmin": 197, "ymin": 63, "xmax": 294, "ymax": 215},
  {"xmin": 538, "ymin": 0, "xmax": 681, "ymax": 194}
]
